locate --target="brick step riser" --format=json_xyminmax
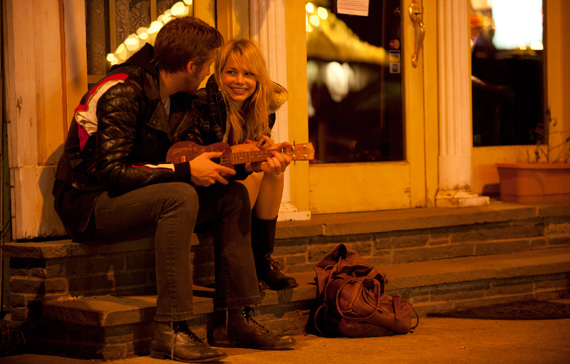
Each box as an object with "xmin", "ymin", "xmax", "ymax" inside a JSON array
[
  {"xmin": 8, "ymin": 229, "xmax": 569, "ymax": 322},
  {"xmin": 273, "ymin": 218, "xmax": 570, "ymax": 274},
  {"xmin": 5, "ymin": 204, "xmax": 570, "ymax": 360},
  {"xmin": 18, "ymin": 272, "xmax": 569, "ymax": 361}
]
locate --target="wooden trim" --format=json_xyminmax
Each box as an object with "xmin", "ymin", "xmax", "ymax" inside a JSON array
[
  {"xmin": 59, "ymin": 0, "xmax": 68, "ymax": 138},
  {"xmin": 109, "ymin": 0, "xmax": 117, "ymax": 52}
]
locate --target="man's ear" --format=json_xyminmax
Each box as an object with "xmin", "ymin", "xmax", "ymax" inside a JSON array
[{"xmin": 185, "ymin": 61, "xmax": 195, "ymax": 74}]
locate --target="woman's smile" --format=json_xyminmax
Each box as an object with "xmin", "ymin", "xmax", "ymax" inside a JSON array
[{"xmin": 221, "ymin": 56, "xmax": 257, "ymax": 107}]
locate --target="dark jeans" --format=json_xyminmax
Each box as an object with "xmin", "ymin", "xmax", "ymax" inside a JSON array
[{"xmin": 91, "ymin": 181, "xmax": 260, "ymax": 322}]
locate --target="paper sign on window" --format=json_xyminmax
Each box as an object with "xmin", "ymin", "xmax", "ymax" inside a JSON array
[{"xmin": 337, "ymin": 0, "xmax": 369, "ymax": 16}]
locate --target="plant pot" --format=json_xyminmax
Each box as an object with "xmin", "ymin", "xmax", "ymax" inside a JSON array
[{"xmin": 496, "ymin": 162, "xmax": 570, "ymax": 203}]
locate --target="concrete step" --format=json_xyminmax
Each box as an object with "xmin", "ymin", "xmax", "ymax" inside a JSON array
[
  {"xmin": 29, "ymin": 246, "xmax": 570, "ymax": 360},
  {"xmin": 5, "ymin": 201, "xmax": 570, "ymax": 359}
]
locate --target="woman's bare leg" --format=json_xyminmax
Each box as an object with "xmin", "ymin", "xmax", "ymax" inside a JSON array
[
  {"xmin": 238, "ymin": 172, "xmax": 284, "ymax": 219},
  {"xmin": 252, "ymin": 173, "xmax": 284, "ymax": 219},
  {"xmin": 239, "ymin": 172, "xmax": 297, "ymax": 290},
  {"xmin": 238, "ymin": 172, "xmax": 263, "ymax": 209}
]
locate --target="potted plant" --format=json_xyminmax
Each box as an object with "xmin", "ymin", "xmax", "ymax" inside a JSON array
[{"xmin": 496, "ymin": 111, "xmax": 570, "ymax": 203}]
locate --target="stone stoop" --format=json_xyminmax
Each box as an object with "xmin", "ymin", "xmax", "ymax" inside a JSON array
[
  {"xmin": 22, "ymin": 247, "xmax": 570, "ymax": 360},
  {"xmin": 271, "ymin": 202, "xmax": 570, "ymax": 276},
  {"xmin": 3, "ymin": 233, "xmax": 215, "ymax": 322},
  {"xmin": 2, "ymin": 201, "xmax": 570, "ymax": 360}
]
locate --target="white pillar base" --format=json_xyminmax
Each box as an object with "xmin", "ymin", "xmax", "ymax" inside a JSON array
[
  {"xmin": 277, "ymin": 202, "xmax": 312, "ymax": 221},
  {"xmin": 435, "ymin": 190, "xmax": 490, "ymax": 208}
]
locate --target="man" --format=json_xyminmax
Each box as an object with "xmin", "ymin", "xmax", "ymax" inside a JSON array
[{"xmin": 53, "ymin": 17, "xmax": 294, "ymax": 363}]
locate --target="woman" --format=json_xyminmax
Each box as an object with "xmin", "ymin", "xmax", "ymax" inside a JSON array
[{"xmin": 189, "ymin": 38, "xmax": 298, "ymax": 291}]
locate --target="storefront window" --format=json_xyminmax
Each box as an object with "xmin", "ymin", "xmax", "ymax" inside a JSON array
[
  {"xmin": 471, "ymin": 0, "xmax": 545, "ymax": 146},
  {"xmin": 306, "ymin": 0, "xmax": 404, "ymax": 163},
  {"xmin": 85, "ymin": 0, "xmax": 188, "ymax": 86}
]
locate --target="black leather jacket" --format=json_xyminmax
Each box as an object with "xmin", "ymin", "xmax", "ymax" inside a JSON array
[{"xmin": 53, "ymin": 44, "xmax": 194, "ymax": 239}]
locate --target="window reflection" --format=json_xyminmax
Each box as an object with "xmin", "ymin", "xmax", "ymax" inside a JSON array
[
  {"xmin": 85, "ymin": 0, "xmax": 186, "ymax": 86},
  {"xmin": 471, "ymin": 0, "xmax": 544, "ymax": 147},
  {"xmin": 307, "ymin": 1, "xmax": 404, "ymax": 163}
]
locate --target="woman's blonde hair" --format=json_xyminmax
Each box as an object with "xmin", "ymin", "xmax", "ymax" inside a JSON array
[{"xmin": 214, "ymin": 39, "xmax": 272, "ymax": 144}]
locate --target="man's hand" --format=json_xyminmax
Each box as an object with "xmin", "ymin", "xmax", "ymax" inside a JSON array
[{"xmin": 189, "ymin": 152, "xmax": 236, "ymax": 186}]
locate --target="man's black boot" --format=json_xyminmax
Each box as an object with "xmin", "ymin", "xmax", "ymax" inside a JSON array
[
  {"xmin": 150, "ymin": 321, "xmax": 226, "ymax": 362},
  {"xmin": 212, "ymin": 307, "xmax": 296, "ymax": 350},
  {"xmin": 252, "ymin": 216, "xmax": 298, "ymax": 291}
]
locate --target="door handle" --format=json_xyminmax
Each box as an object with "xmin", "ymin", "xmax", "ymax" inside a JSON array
[{"xmin": 408, "ymin": 0, "xmax": 425, "ymax": 68}]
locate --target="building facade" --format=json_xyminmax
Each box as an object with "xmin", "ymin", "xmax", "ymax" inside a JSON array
[{"xmin": 2, "ymin": 0, "xmax": 569, "ymax": 241}]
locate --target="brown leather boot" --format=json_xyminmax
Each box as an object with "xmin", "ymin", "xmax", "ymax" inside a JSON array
[
  {"xmin": 212, "ymin": 307, "xmax": 296, "ymax": 350},
  {"xmin": 150, "ymin": 321, "xmax": 226, "ymax": 362},
  {"xmin": 252, "ymin": 216, "xmax": 299, "ymax": 291}
]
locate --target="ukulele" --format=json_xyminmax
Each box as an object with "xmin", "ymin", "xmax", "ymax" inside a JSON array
[{"xmin": 166, "ymin": 141, "xmax": 315, "ymax": 168}]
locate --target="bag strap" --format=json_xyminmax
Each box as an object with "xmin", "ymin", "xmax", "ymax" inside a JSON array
[
  {"xmin": 313, "ymin": 273, "xmax": 346, "ymax": 335},
  {"xmin": 384, "ymin": 293, "xmax": 420, "ymax": 332},
  {"xmin": 411, "ymin": 306, "xmax": 420, "ymax": 331},
  {"xmin": 313, "ymin": 304, "xmax": 327, "ymax": 335},
  {"xmin": 335, "ymin": 277, "xmax": 381, "ymax": 322},
  {"xmin": 392, "ymin": 293, "xmax": 402, "ymax": 320}
]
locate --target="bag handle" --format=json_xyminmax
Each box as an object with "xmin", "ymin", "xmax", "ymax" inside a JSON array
[
  {"xmin": 335, "ymin": 277, "xmax": 381, "ymax": 322},
  {"xmin": 334, "ymin": 255, "xmax": 387, "ymax": 293},
  {"xmin": 379, "ymin": 293, "xmax": 420, "ymax": 332}
]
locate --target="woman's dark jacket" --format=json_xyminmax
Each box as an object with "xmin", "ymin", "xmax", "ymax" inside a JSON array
[
  {"xmin": 186, "ymin": 75, "xmax": 287, "ymax": 178},
  {"xmin": 188, "ymin": 75, "xmax": 284, "ymax": 144}
]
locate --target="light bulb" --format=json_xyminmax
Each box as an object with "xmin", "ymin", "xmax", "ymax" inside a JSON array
[{"xmin": 171, "ymin": 2, "xmax": 188, "ymax": 16}]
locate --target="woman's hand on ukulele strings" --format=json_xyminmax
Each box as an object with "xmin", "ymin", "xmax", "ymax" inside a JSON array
[
  {"xmin": 252, "ymin": 136, "xmax": 274, "ymax": 150},
  {"xmin": 260, "ymin": 142, "xmax": 292, "ymax": 175}
]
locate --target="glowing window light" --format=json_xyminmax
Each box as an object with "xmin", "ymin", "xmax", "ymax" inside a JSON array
[
  {"xmin": 162, "ymin": 10, "xmax": 173, "ymax": 23},
  {"xmin": 109, "ymin": 0, "xmax": 195, "ymax": 65},
  {"xmin": 124, "ymin": 35, "xmax": 140, "ymax": 51},
  {"xmin": 136, "ymin": 27, "xmax": 149, "ymax": 40},
  {"xmin": 148, "ymin": 21, "xmax": 163, "ymax": 34},
  {"xmin": 309, "ymin": 14, "xmax": 320, "ymax": 27},
  {"xmin": 115, "ymin": 43, "xmax": 128, "ymax": 61},
  {"xmin": 530, "ymin": 41, "xmax": 543, "ymax": 50},
  {"xmin": 306, "ymin": 2, "xmax": 315, "ymax": 13},
  {"xmin": 317, "ymin": 7, "xmax": 328, "ymax": 20},
  {"xmin": 491, "ymin": 0, "xmax": 542, "ymax": 50},
  {"xmin": 171, "ymin": 2, "xmax": 188, "ymax": 16}
]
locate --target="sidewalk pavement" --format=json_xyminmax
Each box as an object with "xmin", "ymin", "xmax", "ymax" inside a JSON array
[{"xmin": 2, "ymin": 317, "xmax": 569, "ymax": 364}]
